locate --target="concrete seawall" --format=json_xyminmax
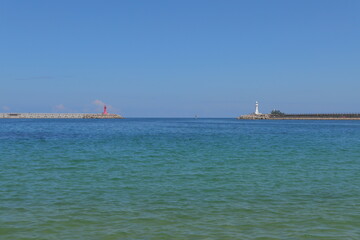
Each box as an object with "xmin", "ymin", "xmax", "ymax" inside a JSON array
[
  {"xmin": 238, "ymin": 113, "xmax": 360, "ymax": 120},
  {"xmin": 0, "ymin": 113, "xmax": 123, "ymax": 119},
  {"xmin": 238, "ymin": 114, "xmax": 270, "ymax": 119}
]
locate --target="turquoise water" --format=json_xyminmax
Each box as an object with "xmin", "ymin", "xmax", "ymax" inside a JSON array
[{"xmin": 1, "ymin": 118, "xmax": 359, "ymax": 239}]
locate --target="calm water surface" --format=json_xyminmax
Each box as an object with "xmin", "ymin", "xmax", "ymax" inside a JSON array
[{"xmin": 0, "ymin": 118, "xmax": 359, "ymax": 239}]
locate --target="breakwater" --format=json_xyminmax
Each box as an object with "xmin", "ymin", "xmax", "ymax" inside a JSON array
[
  {"xmin": 0, "ymin": 113, "xmax": 123, "ymax": 119},
  {"xmin": 238, "ymin": 113, "xmax": 360, "ymax": 120}
]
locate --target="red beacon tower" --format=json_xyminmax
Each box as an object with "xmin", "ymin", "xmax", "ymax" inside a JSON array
[{"xmin": 103, "ymin": 105, "xmax": 108, "ymax": 115}]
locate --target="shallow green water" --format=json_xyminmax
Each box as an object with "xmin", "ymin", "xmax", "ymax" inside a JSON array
[{"xmin": 1, "ymin": 119, "xmax": 359, "ymax": 239}]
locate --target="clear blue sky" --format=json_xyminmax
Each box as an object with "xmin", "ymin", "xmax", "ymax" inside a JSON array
[{"xmin": 1, "ymin": 0, "xmax": 359, "ymax": 117}]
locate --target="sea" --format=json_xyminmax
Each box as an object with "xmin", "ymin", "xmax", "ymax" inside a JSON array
[{"xmin": 0, "ymin": 118, "xmax": 359, "ymax": 240}]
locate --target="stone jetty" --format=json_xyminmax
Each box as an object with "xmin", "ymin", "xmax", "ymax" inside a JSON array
[
  {"xmin": 238, "ymin": 114, "xmax": 270, "ymax": 120},
  {"xmin": 238, "ymin": 113, "xmax": 360, "ymax": 120},
  {"xmin": 0, "ymin": 113, "xmax": 123, "ymax": 119},
  {"xmin": 238, "ymin": 101, "xmax": 360, "ymax": 120}
]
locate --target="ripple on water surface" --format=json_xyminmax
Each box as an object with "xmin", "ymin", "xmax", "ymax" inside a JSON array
[{"xmin": 0, "ymin": 119, "xmax": 360, "ymax": 239}]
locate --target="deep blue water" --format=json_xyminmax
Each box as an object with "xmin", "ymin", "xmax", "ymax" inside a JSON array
[{"xmin": 1, "ymin": 118, "xmax": 360, "ymax": 239}]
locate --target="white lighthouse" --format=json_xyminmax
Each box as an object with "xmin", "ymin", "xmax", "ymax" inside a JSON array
[{"xmin": 255, "ymin": 101, "xmax": 260, "ymax": 115}]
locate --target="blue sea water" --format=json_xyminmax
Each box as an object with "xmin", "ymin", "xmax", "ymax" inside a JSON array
[{"xmin": 0, "ymin": 118, "xmax": 359, "ymax": 240}]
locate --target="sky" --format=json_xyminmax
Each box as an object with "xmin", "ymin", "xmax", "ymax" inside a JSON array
[{"xmin": 1, "ymin": 0, "xmax": 359, "ymax": 117}]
